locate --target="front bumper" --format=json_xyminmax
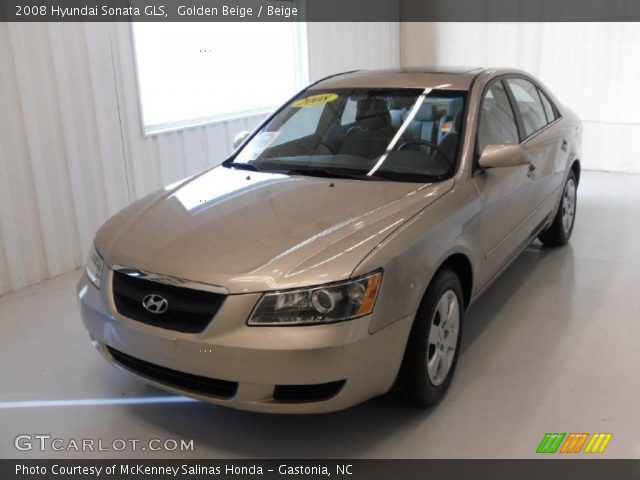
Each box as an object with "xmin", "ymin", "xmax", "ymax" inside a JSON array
[{"xmin": 77, "ymin": 270, "xmax": 413, "ymax": 413}]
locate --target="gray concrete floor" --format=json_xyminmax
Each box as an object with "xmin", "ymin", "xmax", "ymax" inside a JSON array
[{"xmin": 1, "ymin": 170, "xmax": 639, "ymax": 459}]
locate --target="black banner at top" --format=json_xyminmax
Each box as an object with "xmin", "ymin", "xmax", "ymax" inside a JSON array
[{"xmin": 1, "ymin": 0, "xmax": 640, "ymax": 22}]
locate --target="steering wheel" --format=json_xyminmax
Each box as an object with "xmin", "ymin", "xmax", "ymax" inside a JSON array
[{"xmin": 396, "ymin": 140, "xmax": 452, "ymax": 164}]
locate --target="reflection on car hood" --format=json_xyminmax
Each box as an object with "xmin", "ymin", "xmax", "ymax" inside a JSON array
[{"xmin": 96, "ymin": 166, "xmax": 453, "ymax": 293}]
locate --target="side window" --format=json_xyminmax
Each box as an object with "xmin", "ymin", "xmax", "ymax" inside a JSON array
[
  {"xmin": 538, "ymin": 89, "xmax": 558, "ymax": 123},
  {"xmin": 506, "ymin": 78, "xmax": 548, "ymax": 137},
  {"xmin": 477, "ymin": 81, "xmax": 519, "ymax": 154}
]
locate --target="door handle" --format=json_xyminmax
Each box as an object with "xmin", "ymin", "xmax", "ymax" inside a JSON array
[
  {"xmin": 527, "ymin": 163, "xmax": 536, "ymax": 178},
  {"xmin": 561, "ymin": 139, "xmax": 568, "ymax": 152}
]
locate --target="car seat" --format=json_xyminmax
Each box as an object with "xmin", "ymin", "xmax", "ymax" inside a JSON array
[
  {"xmin": 438, "ymin": 98, "xmax": 464, "ymax": 143},
  {"xmin": 403, "ymin": 103, "xmax": 439, "ymax": 145},
  {"xmin": 436, "ymin": 110, "xmax": 463, "ymax": 168},
  {"xmin": 338, "ymin": 98, "xmax": 395, "ymax": 159}
]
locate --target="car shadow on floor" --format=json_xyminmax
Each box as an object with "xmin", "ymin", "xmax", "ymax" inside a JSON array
[
  {"xmin": 463, "ymin": 243, "xmax": 548, "ymax": 352},
  {"xmin": 126, "ymin": 243, "xmax": 573, "ymax": 458},
  {"xmin": 462, "ymin": 242, "xmax": 575, "ymax": 355}
]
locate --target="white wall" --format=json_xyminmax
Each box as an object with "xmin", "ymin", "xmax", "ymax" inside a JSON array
[
  {"xmin": 401, "ymin": 22, "xmax": 640, "ymax": 174},
  {"xmin": 308, "ymin": 22, "xmax": 400, "ymax": 80},
  {"xmin": 0, "ymin": 21, "xmax": 399, "ymax": 296}
]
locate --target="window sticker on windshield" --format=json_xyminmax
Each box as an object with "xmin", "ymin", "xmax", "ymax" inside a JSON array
[
  {"xmin": 292, "ymin": 93, "xmax": 339, "ymax": 108},
  {"xmin": 235, "ymin": 131, "xmax": 281, "ymax": 162}
]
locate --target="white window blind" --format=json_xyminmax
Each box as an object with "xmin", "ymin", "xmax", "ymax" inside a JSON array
[{"xmin": 132, "ymin": 21, "xmax": 308, "ymax": 135}]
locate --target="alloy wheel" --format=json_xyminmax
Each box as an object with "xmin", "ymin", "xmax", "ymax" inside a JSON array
[
  {"xmin": 562, "ymin": 178, "xmax": 577, "ymax": 234},
  {"xmin": 427, "ymin": 289, "xmax": 460, "ymax": 386}
]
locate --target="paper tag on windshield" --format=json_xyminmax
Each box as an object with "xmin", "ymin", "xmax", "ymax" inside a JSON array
[
  {"xmin": 235, "ymin": 131, "xmax": 280, "ymax": 162},
  {"xmin": 292, "ymin": 93, "xmax": 339, "ymax": 108}
]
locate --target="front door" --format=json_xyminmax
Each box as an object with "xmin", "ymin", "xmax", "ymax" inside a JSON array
[{"xmin": 471, "ymin": 79, "xmax": 538, "ymax": 289}]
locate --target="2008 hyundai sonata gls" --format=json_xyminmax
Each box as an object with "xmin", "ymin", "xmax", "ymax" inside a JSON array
[{"xmin": 79, "ymin": 68, "xmax": 581, "ymax": 413}]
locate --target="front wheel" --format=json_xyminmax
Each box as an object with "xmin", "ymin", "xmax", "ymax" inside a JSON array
[
  {"xmin": 394, "ymin": 269, "xmax": 464, "ymax": 407},
  {"xmin": 538, "ymin": 170, "xmax": 578, "ymax": 247}
]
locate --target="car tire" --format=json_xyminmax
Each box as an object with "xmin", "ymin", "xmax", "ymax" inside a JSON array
[
  {"xmin": 538, "ymin": 170, "xmax": 578, "ymax": 247},
  {"xmin": 394, "ymin": 269, "xmax": 464, "ymax": 407}
]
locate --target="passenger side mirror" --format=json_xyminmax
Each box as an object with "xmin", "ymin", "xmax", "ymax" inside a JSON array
[
  {"xmin": 479, "ymin": 144, "xmax": 532, "ymax": 169},
  {"xmin": 233, "ymin": 131, "xmax": 251, "ymax": 149}
]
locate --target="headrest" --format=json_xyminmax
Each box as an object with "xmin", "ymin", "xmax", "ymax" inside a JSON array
[
  {"xmin": 356, "ymin": 98, "xmax": 391, "ymax": 129},
  {"xmin": 390, "ymin": 96, "xmax": 416, "ymax": 110},
  {"xmin": 414, "ymin": 103, "xmax": 437, "ymax": 122},
  {"xmin": 440, "ymin": 109, "xmax": 464, "ymax": 137},
  {"xmin": 447, "ymin": 98, "xmax": 464, "ymax": 116},
  {"xmin": 454, "ymin": 110, "xmax": 464, "ymax": 133}
]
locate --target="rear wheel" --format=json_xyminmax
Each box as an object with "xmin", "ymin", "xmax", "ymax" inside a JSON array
[
  {"xmin": 538, "ymin": 170, "xmax": 578, "ymax": 246},
  {"xmin": 394, "ymin": 269, "xmax": 464, "ymax": 407}
]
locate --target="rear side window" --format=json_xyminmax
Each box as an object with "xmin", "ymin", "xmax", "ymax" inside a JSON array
[
  {"xmin": 506, "ymin": 78, "xmax": 548, "ymax": 138},
  {"xmin": 477, "ymin": 81, "xmax": 519, "ymax": 154},
  {"xmin": 538, "ymin": 89, "xmax": 558, "ymax": 123}
]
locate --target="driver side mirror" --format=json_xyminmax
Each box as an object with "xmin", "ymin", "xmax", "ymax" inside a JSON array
[
  {"xmin": 479, "ymin": 144, "xmax": 532, "ymax": 169},
  {"xmin": 233, "ymin": 131, "xmax": 251, "ymax": 149}
]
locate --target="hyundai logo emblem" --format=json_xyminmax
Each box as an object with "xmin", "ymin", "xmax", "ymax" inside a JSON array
[{"xmin": 142, "ymin": 294, "xmax": 169, "ymax": 314}]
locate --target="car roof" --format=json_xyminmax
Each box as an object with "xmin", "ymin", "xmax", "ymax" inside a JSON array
[{"xmin": 309, "ymin": 67, "xmax": 489, "ymax": 91}]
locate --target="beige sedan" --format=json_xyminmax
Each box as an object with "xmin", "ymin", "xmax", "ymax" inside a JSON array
[{"xmin": 78, "ymin": 68, "xmax": 581, "ymax": 413}]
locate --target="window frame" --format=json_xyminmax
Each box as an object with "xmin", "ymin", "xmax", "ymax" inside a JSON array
[
  {"xmin": 473, "ymin": 74, "xmax": 563, "ymax": 172},
  {"xmin": 130, "ymin": 21, "xmax": 309, "ymax": 137}
]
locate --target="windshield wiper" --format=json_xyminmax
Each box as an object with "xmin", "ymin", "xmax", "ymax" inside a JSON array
[
  {"xmin": 285, "ymin": 167, "xmax": 382, "ymax": 181},
  {"xmin": 226, "ymin": 162, "xmax": 261, "ymax": 172}
]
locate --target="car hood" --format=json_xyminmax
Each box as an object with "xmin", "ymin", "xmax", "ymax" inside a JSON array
[{"xmin": 96, "ymin": 166, "xmax": 453, "ymax": 293}]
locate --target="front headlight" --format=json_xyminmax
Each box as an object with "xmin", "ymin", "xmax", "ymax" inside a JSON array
[
  {"xmin": 85, "ymin": 244, "xmax": 105, "ymax": 289},
  {"xmin": 248, "ymin": 271, "xmax": 382, "ymax": 326}
]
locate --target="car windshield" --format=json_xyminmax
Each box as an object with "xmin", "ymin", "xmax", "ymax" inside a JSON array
[{"xmin": 226, "ymin": 88, "xmax": 467, "ymax": 182}]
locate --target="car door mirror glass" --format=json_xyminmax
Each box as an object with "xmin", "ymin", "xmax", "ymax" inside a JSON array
[{"xmin": 479, "ymin": 144, "xmax": 532, "ymax": 169}]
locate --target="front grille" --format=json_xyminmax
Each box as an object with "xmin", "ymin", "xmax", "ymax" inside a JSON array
[
  {"xmin": 112, "ymin": 271, "xmax": 225, "ymax": 334},
  {"xmin": 273, "ymin": 381, "xmax": 346, "ymax": 403},
  {"xmin": 107, "ymin": 346, "xmax": 238, "ymax": 399}
]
